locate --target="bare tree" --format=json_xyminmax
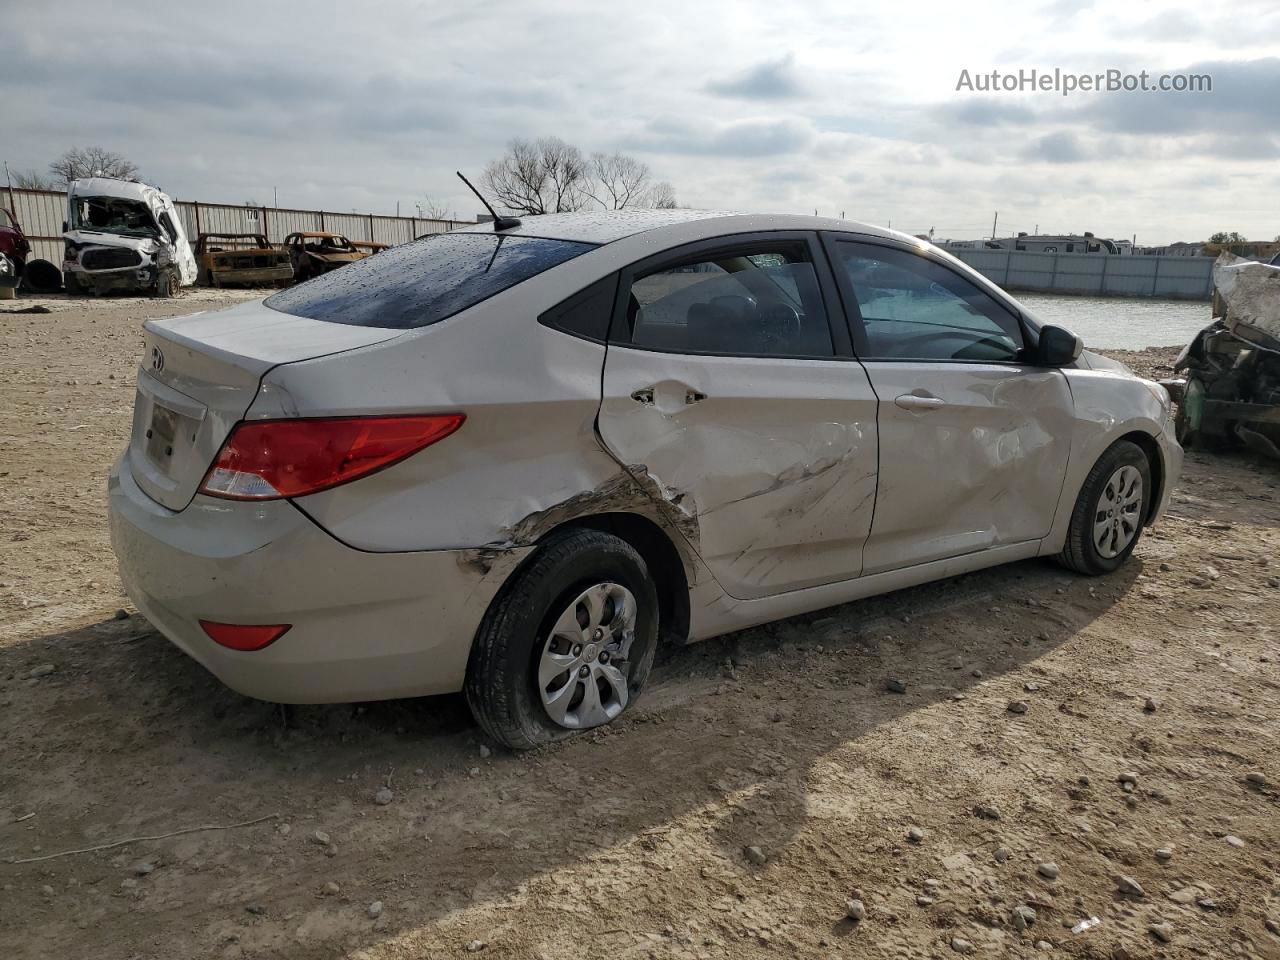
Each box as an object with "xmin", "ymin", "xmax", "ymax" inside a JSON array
[
  {"xmin": 48, "ymin": 146, "xmax": 140, "ymax": 185},
  {"xmin": 586, "ymin": 152, "xmax": 653, "ymax": 210},
  {"xmin": 482, "ymin": 137, "xmax": 590, "ymax": 215},
  {"xmin": 648, "ymin": 181, "xmax": 679, "ymax": 209},
  {"xmin": 483, "ymin": 137, "xmax": 678, "ymax": 215},
  {"xmin": 419, "ymin": 195, "xmax": 452, "ymax": 220},
  {"xmin": 10, "ymin": 168, "xmax": 56, "ymax": 190}
]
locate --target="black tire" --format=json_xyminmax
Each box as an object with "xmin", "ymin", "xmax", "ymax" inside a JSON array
[
  {"xmin": 152, "ymin": 269, "xmax": 177, "ymax": 299},
  {"xmin": 1057, "ymin": 440, "xmax": 1152, "ymax": 576},
  {"xmin": 465, "ymin": 529, "xmax": 659, "ymax": 750}
]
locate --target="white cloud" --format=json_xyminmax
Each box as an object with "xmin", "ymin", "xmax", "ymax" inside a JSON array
[{"xmin": 1, "ymin": 0, "xmax": 1275, "ymax": 242}]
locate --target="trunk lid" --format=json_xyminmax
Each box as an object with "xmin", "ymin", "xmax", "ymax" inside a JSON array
[{"xmin": 129, "ymin": 298, "xmax": 403, "ymax": 510}]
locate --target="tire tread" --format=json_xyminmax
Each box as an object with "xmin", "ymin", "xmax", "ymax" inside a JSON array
[
  {"xmin": 1057, "ymin": 439, "xmax": 1149, "ymax": 576},
  {"xmin": 464, "ymin": 528, "xmax": 650, "ymax": 750}
]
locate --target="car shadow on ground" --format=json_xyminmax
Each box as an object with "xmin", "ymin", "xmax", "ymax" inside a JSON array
[{"xmin": 0, "ymin": 555, "xmax": 1139, "ymax": 957}]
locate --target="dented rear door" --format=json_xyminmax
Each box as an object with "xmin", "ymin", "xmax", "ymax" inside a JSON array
[{"xmin": 596, "ymin": 232, "xmax": 879, "ymax": 601}]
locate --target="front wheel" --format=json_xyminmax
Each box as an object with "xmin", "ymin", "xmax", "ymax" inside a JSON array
[
  {"xmin": 152, "ymin": 269, "xmax": 179, "ymax": 299},
  {"xmin": 1057, "ymin": 440, "xmax": 1152, "ymax": 575},
  {"xmin": 465, "ymin": 529, "xmax": 659, "ymax": 750}
]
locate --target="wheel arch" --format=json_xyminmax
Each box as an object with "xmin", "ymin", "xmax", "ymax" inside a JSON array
[
  {"xmin": 533, "ymin": 511, "xmax": 691, "ymax": 648},
  {"xmin": 1116, "ymin": 429, "xmax": 1165, "ymax": 526}
]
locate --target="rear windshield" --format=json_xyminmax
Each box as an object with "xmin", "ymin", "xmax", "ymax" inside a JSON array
[{"xmin": 265, "ymin": 232, "xmax": 596, "ymax": 329}]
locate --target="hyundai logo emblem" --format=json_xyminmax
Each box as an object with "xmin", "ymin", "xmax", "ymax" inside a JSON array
[{"xmin": 150, "ymin": 346, "xmax": 165, "ymax": 372}]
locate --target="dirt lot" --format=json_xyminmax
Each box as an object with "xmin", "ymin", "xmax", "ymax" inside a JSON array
[{"xmin": 2, "ymin": 293, "xmax": 1278, "ymax": 960}]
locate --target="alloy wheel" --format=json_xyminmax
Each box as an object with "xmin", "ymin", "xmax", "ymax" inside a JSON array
[
  {"xmin": 538, "ymin": 582, "xmax": 637, "ymax": 729},
  {"xmin": 1092, "ymin": 464, "xmax": 1143, "ymax": 559}
]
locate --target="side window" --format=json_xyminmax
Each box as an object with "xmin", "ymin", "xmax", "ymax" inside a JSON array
[
  {"xmin": 835, "ymin": 242, "xmax": 1024, "ymax": 362},
  {"xmin": 538, "ymin": 274, "xmax": 617, "ymax": 342},
  {"xmin": 623, "ymin": 243, "xmax": 833, "ymax": 357}
]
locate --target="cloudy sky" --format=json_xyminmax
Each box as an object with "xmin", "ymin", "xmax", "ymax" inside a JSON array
[{"xmin": 3, "ymin": 0, "xmax": 1277, "ymax": 244}]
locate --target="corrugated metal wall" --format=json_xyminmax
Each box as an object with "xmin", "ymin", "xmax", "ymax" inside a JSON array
[
  {"xmin": 3, "ymin": 187, "xmax": 469, "ymax": 265},
  {"xmin": 952, "ymin": 248, "xmax": 1213, "ymax": 300}
]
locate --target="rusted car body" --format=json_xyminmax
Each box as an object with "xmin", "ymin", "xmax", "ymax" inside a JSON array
[
  {"xmin": 352, "ymin": 240, "xmax": 390, "ymax": 256},
  {"xmin": 283, "ymin": 232, "xmax": 366, "ymax": 283},
  {"xmin": 0, "ymin": 207, "xmax": 31, "ymax": 278},
  {"xmin": 196, "ymin": 234, "xmax": 293, "ymax": 287}
]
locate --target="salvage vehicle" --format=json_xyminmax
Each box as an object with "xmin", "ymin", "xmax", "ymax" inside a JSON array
[
  {"xmin": 1172, "ymin": 254, "xmax": 1280, "ymax": 458},
  {"xmin": 353, "ymin": 240, "xmax": 391, "ymax": 256},
  {"xmin": 0, "ymin": 206, "xmax": 31, "ymax": 280},
  {"xmin": 282, "ymin": 231, "xmax": 366, "ymax": 283},
  {"xmin": 63, "ymin": 177, "xmax": 197, "ymax": 297},
  {"xmin": 109, "ymin": 210, "xmax": 1181, "ymax": 748},
  {"xmin": 195, "ymin": 233, "xmax": 293, "ymax": 287},
  {"xmin": 0, "ymin": 252, "xmax": 16, "ymax": 299}
]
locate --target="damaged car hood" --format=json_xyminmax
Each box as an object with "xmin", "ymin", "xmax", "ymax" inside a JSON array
[
  {"xmin": 64, "ymin": 229, "xmax": 163, "ymax": 256},
  {"xmin": 1213, "ymin": 253, "xmax": 1280, "ymax": 353},
  {"xmin": 1077, "ymin": 350, "xmax": 1132, "ymax": 374}
]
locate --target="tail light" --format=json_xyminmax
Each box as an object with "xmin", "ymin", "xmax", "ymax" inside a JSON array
[{"xmin": 198, "ymin": 414, "xmax": 464, "ymax": 500}]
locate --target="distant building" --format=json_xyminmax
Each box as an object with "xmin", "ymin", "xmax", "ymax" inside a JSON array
[
  {"xmin": 1142, "ymin": 241, "xmax": 1206, "ymax": 257},
  {"xmin": 984, "ymin": 232, "xmax": 1122, "ymax": 254}
]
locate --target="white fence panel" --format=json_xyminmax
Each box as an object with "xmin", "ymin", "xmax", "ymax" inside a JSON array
[
  {"xmin": 3, "ymin": 186, "xmax": 470, "ymax": 270},
  {"xmin": 951, "ymin": 248, "xmax": 1213, "ymax": 300}
]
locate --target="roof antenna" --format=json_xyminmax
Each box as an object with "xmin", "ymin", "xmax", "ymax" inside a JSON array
[{"xmin": 456, "ymin": 171, "xmax": 521, "ymax": 231}]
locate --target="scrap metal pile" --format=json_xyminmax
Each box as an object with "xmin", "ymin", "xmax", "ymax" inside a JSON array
[{"xmin": 1169, "ymin": 254, "xmax": 1280, "ymax": 458}]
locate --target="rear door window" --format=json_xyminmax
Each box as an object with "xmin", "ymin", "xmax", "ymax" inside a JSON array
[
  {"xmin": 621, "ymin": 242, "xmax": 834, "ymax": 357},
  {"xmin": 266, "ymin": 233, "xmax": 596, "ymax": 329}
]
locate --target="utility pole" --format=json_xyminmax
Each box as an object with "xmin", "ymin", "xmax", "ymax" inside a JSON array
[
  {"xmin": 273, "ymin": 186, "xmax": 277, "ymax": 208},
  {"xmin": 991, "ymin": 211, "xmax": 999, "ymax": 240}
]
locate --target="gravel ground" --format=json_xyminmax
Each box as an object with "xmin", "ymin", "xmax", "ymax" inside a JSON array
[{"xmin": 1, "ymin": 292, "xmax": 1278, "ymax": 960}]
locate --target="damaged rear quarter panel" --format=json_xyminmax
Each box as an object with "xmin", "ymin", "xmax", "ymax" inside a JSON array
[{"xmin": 252, "ymin": 248, "xmax": 705, "ymax": 580}]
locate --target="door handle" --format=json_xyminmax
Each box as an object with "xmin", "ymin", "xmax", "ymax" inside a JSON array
[
  {"xmin": 895, "ymin": 394, "xmax": 946, "ymax": 412},
  {"xmin": 630, "ymin": 388, "xmax": 654, "ymax": 405}
]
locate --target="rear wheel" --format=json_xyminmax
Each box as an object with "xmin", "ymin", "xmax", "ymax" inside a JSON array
[
  {"xmin": 1058, "ymin": 440, "xmax": 1151, "ymax": 575},
  {"xmin": 464, "ymin": 529, "xmax": 659, "ymax": 750}
]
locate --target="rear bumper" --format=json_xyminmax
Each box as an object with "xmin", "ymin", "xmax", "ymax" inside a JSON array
[{"xmin": 108, "ymin": 451, "xmax": 529, "ymax": 703}]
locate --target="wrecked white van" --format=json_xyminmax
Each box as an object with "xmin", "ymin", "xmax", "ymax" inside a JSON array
[{"xmin": 63, "ymin": 178, "xmax": 197, "ymax": 297}]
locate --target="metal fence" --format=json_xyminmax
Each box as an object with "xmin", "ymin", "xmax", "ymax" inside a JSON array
[
  {"xmin": 950, "ymin": 247, "xmax": 1214, "ymax": 300},
  {"xmin": 3, "ymin": 186, "xmax": 471, "ymax": 265}
]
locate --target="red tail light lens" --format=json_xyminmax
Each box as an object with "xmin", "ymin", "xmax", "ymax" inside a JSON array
[
  {"xmin": 199, "ymin": 414, "xmax": 464, "ymax": 501},
  {"xmin": 200, "ymin": 620, "xmax": 291, "ymax": 651}
]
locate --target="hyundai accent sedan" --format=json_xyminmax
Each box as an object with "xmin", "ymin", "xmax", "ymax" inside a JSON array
[{"xmin": 109, "ymin": 210, "xmax": 1181, "ymax": 748}]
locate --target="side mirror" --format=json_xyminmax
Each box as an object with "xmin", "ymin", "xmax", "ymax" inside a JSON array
[{"xmin": 1037, "ymin": 324, "xmax": 1084, "ymax": 366}]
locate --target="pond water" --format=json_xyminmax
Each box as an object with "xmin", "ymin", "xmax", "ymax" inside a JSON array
[{"xmin": 1016, "ymin": 293, "xmax": 1209, "ymax": 350}]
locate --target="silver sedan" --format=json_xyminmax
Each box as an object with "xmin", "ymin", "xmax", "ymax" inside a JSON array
[{"xmin": 109, "ymin": 210, "xmax": 1181, "ymax": 748}]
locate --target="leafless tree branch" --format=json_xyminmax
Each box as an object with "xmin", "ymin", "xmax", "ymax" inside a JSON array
[
  {"xmin": 9, "ymin": 168, "xmax": 56, "ymax": 191},
  {"xmin": 483, "ymin": 138, "xmax": 676, "ymax": 216},
  {"xmin": 48, "ymin": 146, "xmax": 140, "ymax": 185}
]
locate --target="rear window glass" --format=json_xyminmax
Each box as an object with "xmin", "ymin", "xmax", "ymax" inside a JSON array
[{"xmin": 265, "ymin": 232, "xmax": 595, "ymax": 329}]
